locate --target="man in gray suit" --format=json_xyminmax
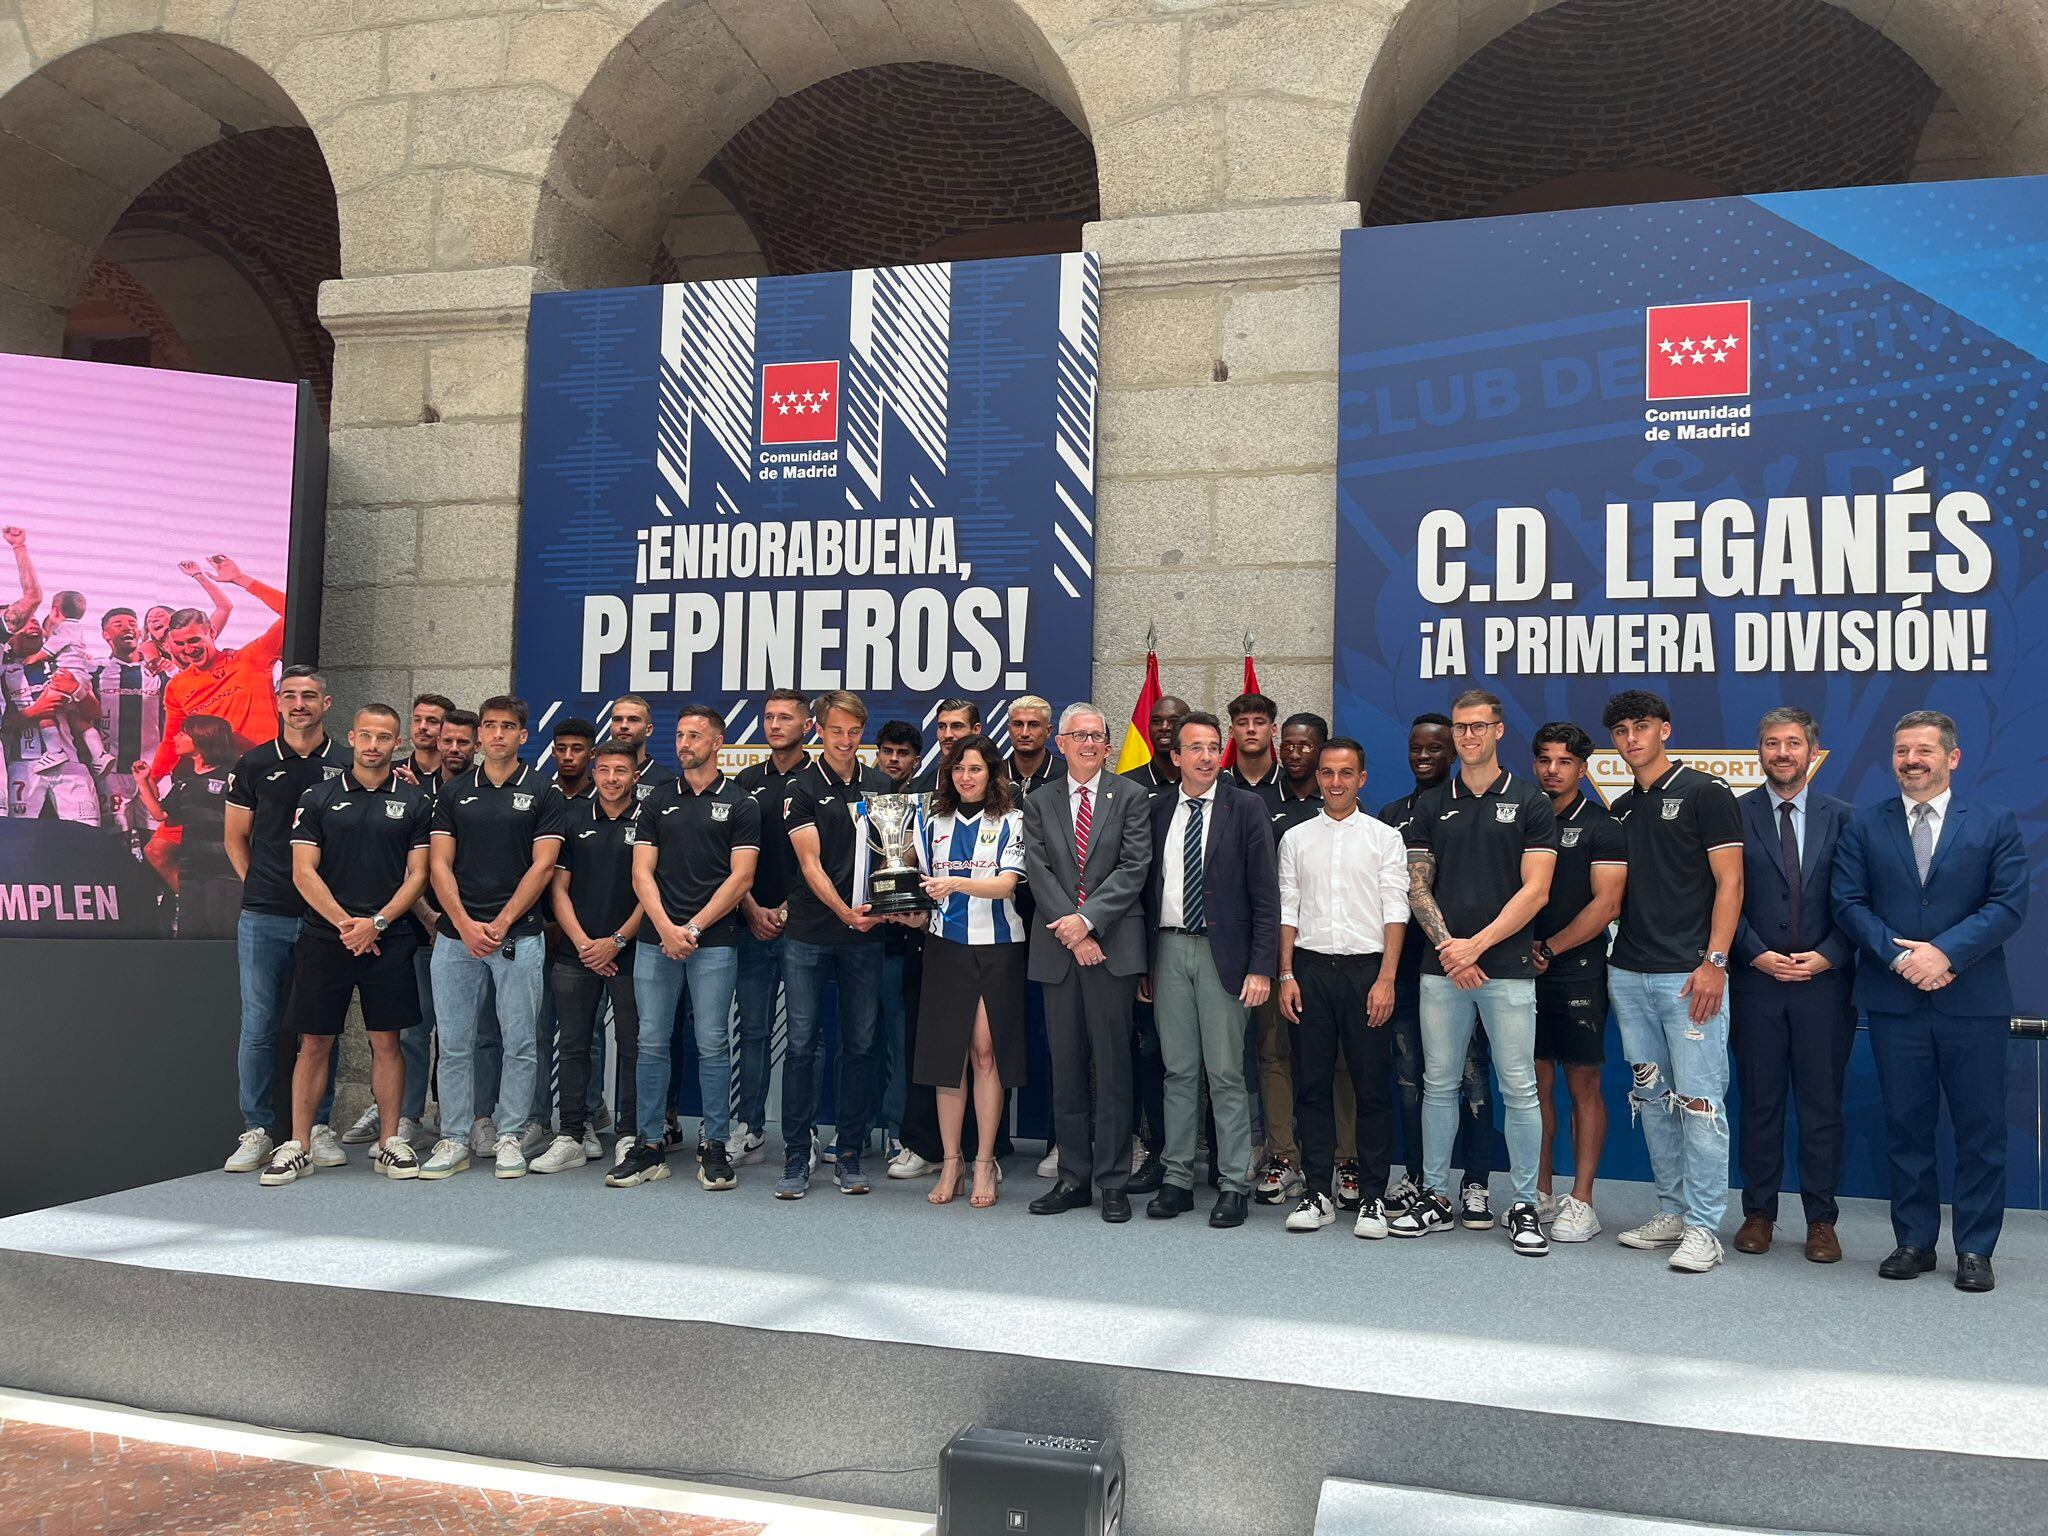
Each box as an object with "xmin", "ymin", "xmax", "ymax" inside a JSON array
[{"xmin": 1023, "ymin": 701, "xmax": 1155, "ymax": 1222}]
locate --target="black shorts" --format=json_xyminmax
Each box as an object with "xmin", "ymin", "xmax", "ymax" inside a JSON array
[
  {"xmin": 286, "ymin": 926, "xmax": 423, "ymax": 1036},
  {"xmin": 1535, "ymin": 966, "xmax": 1608, "ymax": 1066}
]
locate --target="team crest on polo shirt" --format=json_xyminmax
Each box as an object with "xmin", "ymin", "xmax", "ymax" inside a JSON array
[
  {"xmin": 1494, "ymin": 802, "xmax": 1517, "ymax": 822},
  {"xmin": 711, "ymin": 802, "xmax": 731, "ymax": 821},
  {"xmin": 384, "ymin": 800, "xmax": 406, "ymax": 819},
  {"xmin": 513, "ymin": 792, "xmax": 534, "ymax": 811},
  {"xmin": 623, "ymin": 826, "xmax": 637, "ymax": 843},
  {"xmin": 1560, "ymin": 826, "xmax": 1581, "ymax": 847},
  {"xmin": 635, "ymin": 784, "xmax": 652, "ymax": 801},
  {"xmin": 1660, "ymin": 799, "xmax": 1682, "ymax": 820},
  {"xmin": 322, "ymin": 765, "xmax": 345, "ymax": 778}
]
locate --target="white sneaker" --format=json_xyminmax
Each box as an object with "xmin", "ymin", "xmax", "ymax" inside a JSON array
[
  {"xmin": 613, "ymin": 1134, "xmax": 638, "ymax": 1168},
  {"xmin": 530, "ymin": 1134, "xmax": 587, "ymax": 1174},
  {"xmin": 1669, "ymin": 1226, "xmax": 1725, "ymax": 1273},
  {"xmin": 341, "ymin": 1104, "xmax": 381, "ymax": 1145},
  {"xmin": 308, "ymin": 1124, "xmax": 347, "ymax": 1168},
  {"xmin": 1550, "ymin": 1195, "xmax": 1602, "ymax": 1243},
  {"xmin": 259, "ymin": 1140, "xmax": 313, "ymax": 1187},
  {"xmin": 731, "ymin": 1122, "xmax": 767, "ymax": 1166},
  {"xmin": 224, "ymin": 1129, "xmax": 273, "ymax": 1173},
  {"xmin": 1618, "ymin": 1211, "xmax": 1687, "ymax": 1249},
  {"xmin": 581, "ymin": 1126, "xmax": 603, "ymax": 1161},
  {"xmin": 395, "ymin": 1117, "xmax": 425, "ymax": 1148},
  {"xmin": 1036, "ymin": 1145, "xmax": 1060, "ymax": 1178},
  {"xmin": 1353, "ymin": 1198, "xmax": 1390, "ymax": 1239},
  {"xmin": 418, "ymin": 1137, "xmax": 470, "ymax": 1179},
  {"xmin": 469, "ymin": 1117, "xmax": 499, "ymax": 1158},
  {"xmin": 372, "ymin": 1137, "xmax": 419, "ymax": 1179},
  {"xmin": 1286, "ymin": 1192, "xmax": 1336, "ymax": 1232},
  {"xmin": 493, "ymin": 1134, "xmax": 528, "ymax": 1179},
  {"xmin": 888, "ymin": 1149, "xmax": 938, "ymax": 1179},
  {"xmin": 1535, "ymin": 1189, "xmax": 1558, "ymax": 1222},
  {"xmin": 519, "ymin": 1119, "xmax": 552, "ymax": 1157}
]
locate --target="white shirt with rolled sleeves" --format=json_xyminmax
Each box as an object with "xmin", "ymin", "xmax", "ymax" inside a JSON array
[{"xmin": 1278, "ymin": 808, "xmax": 1411, "ymax": 955}]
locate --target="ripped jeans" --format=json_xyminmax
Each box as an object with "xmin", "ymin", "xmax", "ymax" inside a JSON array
[{"xmin": 1610, "ymin": 966, "xmax": 1730, "ymax": 1231}]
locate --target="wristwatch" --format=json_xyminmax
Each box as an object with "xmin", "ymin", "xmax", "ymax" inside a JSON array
[
  {"xmin": 1706, "ymin": 950, "xmax": 1728, "ymax": 969},
  {"xmin": 611, "ymin": 931, "xmax": 628, "ymax": 949},
  {"xmin": 1276, "ymin": 970, "xmax": 1295, "ymax": 982},
  {"xmin": 372, "ymin": 914, "xmax": 390, "ymax": 933},
  {"xmin": 684, "ymin": 921, "xmax": 702, "ymax": 941},
  {"xmin": 1533, "ymin": 940, "xmax": 1552, "ymax": 964}
]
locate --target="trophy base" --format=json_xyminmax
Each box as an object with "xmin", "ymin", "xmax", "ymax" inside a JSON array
[{"xmin": 867, "ymin": 868, "xmax": 936, "ymax": 915}]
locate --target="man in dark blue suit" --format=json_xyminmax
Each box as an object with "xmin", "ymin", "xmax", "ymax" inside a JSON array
[
  {"xmin": 1139, "ymin": 711, "xmax": 1279, "ymax": 1228},
  {"xmin": 1833, "ymin": 709, "xmax": 2028, "ymax": 1292},
  {"xmin": 1730, "ymin": 707, "xmax": 1857, "ymax": 1265}
]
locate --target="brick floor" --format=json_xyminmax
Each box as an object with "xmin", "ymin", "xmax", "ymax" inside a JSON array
[{"xmin": 0, "ymin": 1419, "xmax": 767, "ymax": 1536}]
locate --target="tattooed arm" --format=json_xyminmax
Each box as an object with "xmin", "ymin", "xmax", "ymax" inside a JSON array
[{"xmin": 1408, "ymin": 846, "xmax": 1486, "ymax": 989}]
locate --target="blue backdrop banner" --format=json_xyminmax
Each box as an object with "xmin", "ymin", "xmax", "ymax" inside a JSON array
[
  {"xmin": 1336, "ymin": 178, "xmax": 2048, "ymax": 1205},
  {"xmin": 515, "ymin": 253, "xmax": 1101, "ymax": 767}
]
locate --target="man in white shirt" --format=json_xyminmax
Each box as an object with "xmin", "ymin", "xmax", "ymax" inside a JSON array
[{"xmin": 1275, "ymin": 736, "xmax": 1410, "ymax": 1237}]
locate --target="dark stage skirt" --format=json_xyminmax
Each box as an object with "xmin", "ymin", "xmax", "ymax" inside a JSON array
[{"xmin": 912, "ymin": 934, "xmax": 1028, "ymax": 1088}]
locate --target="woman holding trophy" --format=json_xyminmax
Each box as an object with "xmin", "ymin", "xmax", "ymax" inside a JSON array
[{"xmin": 904, "ymin": 733, "xmax": 1029, "ymax": 1209}]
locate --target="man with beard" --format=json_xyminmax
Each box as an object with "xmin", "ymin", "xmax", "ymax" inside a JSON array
[
  {"xmin": 606, "ymin": 694, "xmax": 678, "ymax": 803},
  {"xmin": 732, "ymin": 688, "xmax": 812, "ymax": 1166},
  {"xmin": 395, "ymin": 693, "xmax": 455, "ymax": 784},
  {"xmin": 83, "ymin": 608, "xmax": 165, "ymax": 834},
  {"xmin": 1730, "ymin": 707, "xmax": 1856, "ymax": 1265},
  {"xmin": 150, "ymin": 555, "xmax": 288, "ymax": 778}
]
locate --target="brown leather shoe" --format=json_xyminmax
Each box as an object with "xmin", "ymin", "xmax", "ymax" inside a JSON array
[
  {"xmin": 1733, "ymin": 1213, "xmax": 1774, "ymax": 1254},
  {"xmin": 1804, "ymin": 1222, "xmax": 1842, "ymax": 1264}
]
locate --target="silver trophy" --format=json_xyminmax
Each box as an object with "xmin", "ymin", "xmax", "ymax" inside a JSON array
[{"xmin": 864, "ymin": 792, "xmax": 935, "ymax": 915}]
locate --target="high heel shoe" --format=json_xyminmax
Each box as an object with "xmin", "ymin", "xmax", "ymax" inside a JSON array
[
  {"xmin": 929, "ymin": 1155, "xmax": 966, "ymax": 1205},
  {"xmin": 970, "ymin": 1157, "xmax": 999, "ymax": 1208}
]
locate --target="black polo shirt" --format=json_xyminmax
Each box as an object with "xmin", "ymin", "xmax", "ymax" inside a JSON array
[
  {"xmin": 1008, "ymin": 752, "xmax": 1061, "ymax": 798},
  {"xmin": 1536, "ymin": 794, "xmax": 1626, "ymax": 972},
  {"xmin": 430, "ymin": 762, "xmax": 568, "ymax": 936},
  {"xmin": 556, "ymin": 794, "xmax": 642, "ymax": 953},
  {"xmin": 735, "ymin": 753, "xmax": 810, "ymax": 908},
  {"xmin": 1402, "ymin": 767, "xmax": 1557, "ymax": 978},
  {"xmin": 1122, "ymin": 760, "xmax": 1179, "ymax": 801},
  {"xmin": 630, "ymin": 755, "xmax": 678, "ymax": 805},
  {"xmin": 1229, "ymin": 760, "xmax": 1281, "ymax": 800},
  {"xmin": 1609, "ymin": 762, "xmax": 1743, "ymax": 974},
  {"xmin": 783, "ymin": 756, "xmax": 892, "ymax": 945},
  {"xmin": 637, "ymin": 774, "xmax": 760, "ymax": 948},
  {"xmin": 163, "ymin": 767, "xmax": 235, "ymax": 881},
  {"xmin": 225, "ymin": 734, "xmax": 347, "ymax": 916},
  {"xmin": 1266, "ymin": 782, "xmax": 1323, "ymax": 846},
  {"xmin": 289, "ymin": 770, "xmax": 433, "ymax": 933}
]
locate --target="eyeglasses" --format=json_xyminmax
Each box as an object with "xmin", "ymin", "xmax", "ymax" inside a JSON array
[
  {"xmin": 1449, "ymin": 722, "xmax": 1498, "ymax": 737},
  {"xmin": 1061, "ymin": 731, "xmax": 1109, "ymax": 745}
]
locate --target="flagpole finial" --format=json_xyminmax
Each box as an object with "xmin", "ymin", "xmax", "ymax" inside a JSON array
[
  {"xmin": 1145, "ymin": 620, "xmax": 1157, "ymax": 653},
  {"xmin": 1243, "ymin": 630, "xmax": 1255, "ymax": 656}
]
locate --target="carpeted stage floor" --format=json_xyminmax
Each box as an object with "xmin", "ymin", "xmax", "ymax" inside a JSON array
[{"xmin": 3, "ymin": 1142, "xmax": 2045, "ymax": 1533}]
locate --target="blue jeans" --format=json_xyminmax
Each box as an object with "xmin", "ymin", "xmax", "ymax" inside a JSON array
[
  {"xmin": 236, "ymin": 910, "xmax": 332, "ymax": 1131},
  {"xmin": 875, "ymin": 946, "xmax": 910, "ymax": 1138},
  {"xmin": 431, "ymin": 934, "xmax": 545, "ymax": 1134},
  {"xmin": 782, "ymin": 938, "xmax": 883, "ymax": 1161},
  {"xmin": 1611, "ymin": 967, "xmax": 1730, "ymax": 1231},
  {"xmin": 632, "ymin": 943, "xmax": 740, "ymax": 1145},
  {"xmin": 405, "ymin": 944, "xmax": 435, "ymax": 1121},
  {"xmin": 1392, "ymin": 989, "xmax": 1495, "ymax": 1187},
  {"xmin": 733, "ymin": 929, "xmax": 784, "ymax": 1128},
  {"xmin": 1419, "ymin": 975, "xmax": 1539, "ymax": 1205}
]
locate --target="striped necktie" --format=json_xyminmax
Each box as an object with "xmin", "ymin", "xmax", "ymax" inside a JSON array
[
  {"xmin": 1183, "ymin": 795, "xmax": 1206, "ymax": 931},
  {"xmin": 1075, "ymin": 784, "xmax": 1092, "ymax": 901}
]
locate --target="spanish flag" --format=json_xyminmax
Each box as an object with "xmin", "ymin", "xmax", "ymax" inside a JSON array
[
  {"xmin": 1116, "ymin": 639, "xmax": 1163, "ymax": 774},
  {"xmin": 1221, "ymin": 636, "xmax": 1260, "ymax": 770}
]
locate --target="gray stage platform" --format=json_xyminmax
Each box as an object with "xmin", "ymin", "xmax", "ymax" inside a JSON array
[{"xmin": 2, "ymin": 1146, "xmax": 2045, "ymax": 1535}]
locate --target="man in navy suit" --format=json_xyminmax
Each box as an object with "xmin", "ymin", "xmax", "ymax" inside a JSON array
[
  {"xmin": 1730, "ymin": 707, "xmax": 1857, "ymax": 1265},
  {"xmin": 1139, "ymin": 711, "xmax": 1279, "ymax": 1228},
  {"xmin": 1833, "ymin": 709, "xmax": 2028, "ymax": 1292}
]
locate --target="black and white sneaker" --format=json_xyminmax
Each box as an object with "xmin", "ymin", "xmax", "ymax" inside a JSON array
[
  {"xmin": 1506, "ymin": 1201, "xmax": 1549, "ymax": 1257},
  {"xmin": 1384, "ymin": 1175, "xmax": 1421, "ymax": 1216},
  {"xmin": 1284, "ymin": 1191, "xmax": 1336, "ymax": 1232},
  {"xmin": 1460, "ymin": 1182, "xmax": 1496, "ymax": 1230},
  {"xmin": 372, "ymin": 1138, "xmax": 420, "ymax": 1180},
  {"xmin": 258, "ymin": 1140, "xmax": 313, "ymax": 1187},
  {"xmin": 606, "ymin": 1140, "xmax": 670, "ymax": 1188},
  {"xmin": 1387, "ymin": 1189, "xmax": 1455, "ymax": 1237},
  {"xmin": 697, "ymin": 1140, "xmax": 737, "ymax": 1191},
  {"xmin": 1334, "ymin": 1159, "xmax": 1362, "ymax": 1210}
]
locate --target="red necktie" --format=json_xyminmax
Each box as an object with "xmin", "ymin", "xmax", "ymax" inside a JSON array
[{"xmin": 1075, "ymin": 784, "xmax": 1092, "ymax": 902}]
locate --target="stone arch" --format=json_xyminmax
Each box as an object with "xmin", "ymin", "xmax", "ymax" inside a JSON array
[
  {"xmin": 535, "ymin": 0, "xmax": 1089, "ymax": 291},
  {"xmin": 0, "ymin": 32, "xmax": 335, "ymax": 359},
  {"xmin": 1350, "ymin": 0, "xmax": 2048, "ymax": 213}
]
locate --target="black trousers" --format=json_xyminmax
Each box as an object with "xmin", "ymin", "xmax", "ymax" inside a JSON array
[
  {"xmin": 1291, "ymin": 949, "xmax": 1394, "ymax": 1202},
  {"xmin": 1732, "ymin": 979, "xmax": 1857, "ymax": 1224},
  {"xmin": 549, "ymin": 951, "xmax": 640, "ymax": 1139},
  {"xmin": 1044, "ymin": 964, "xmax": 1138, "ymax": 1189}
]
